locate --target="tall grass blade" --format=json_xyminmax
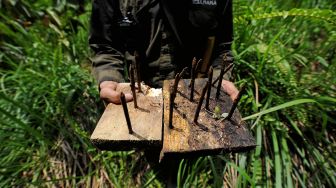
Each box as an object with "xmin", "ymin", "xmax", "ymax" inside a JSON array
[{"xmin": 243, "ymin": 99, "xmax": 317, "ymax": 120}]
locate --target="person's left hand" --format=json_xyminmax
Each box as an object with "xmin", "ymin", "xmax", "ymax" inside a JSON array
[
  {"xmin": 221, "ymin": 80, "xmax": 239, "ymax": 101},
  {"xmin": 99, "ymin": 81, "xmax": 133, "ymax": 104}
]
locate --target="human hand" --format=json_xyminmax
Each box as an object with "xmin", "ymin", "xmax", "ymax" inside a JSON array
[
  {"xmin": 221, "ymin": 80, "xmax": 239, "ymax": 101},
  {"xmin": 99, "ymin": 81, "xmax": 133, "ymax": 104}
]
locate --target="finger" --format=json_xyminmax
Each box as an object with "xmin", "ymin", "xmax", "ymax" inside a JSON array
[
  {"xmin": 100, "ymin": 88, "xmax": 121, "ymax": 104},
  {"xmin": 117, "ymin": 82, "xmax": 132, "ymax": 89},
  {"xmin": 221, "ymin": 80, "xmax": 239, "ymax": 101},
  {"xmin": 100, "ymin": 88, "xmax": 133, "ymax": 104},
  {"xmin": 100, "ymin": 81, "xmax": 118, "ymax": 90},
  {"xmin": 230, "ymin": 92, "xmax": 239, "ymax": 101},
  {"xmin": 116, "ymin": 83, "xmax": 133, "ymax": 102},
  {"xmin": 124, "ymin": 93, "xmax": 133, "ymax": 102}
]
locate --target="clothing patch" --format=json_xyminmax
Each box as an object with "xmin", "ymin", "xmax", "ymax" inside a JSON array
[{"xmin": 192, "ymin": 0, "xmax": 217, "ymax": 6}]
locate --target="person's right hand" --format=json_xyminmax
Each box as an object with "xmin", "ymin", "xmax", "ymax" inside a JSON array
[{"xmin": 99, "ymin": 81, "xmax": 133, "ymax": 104}]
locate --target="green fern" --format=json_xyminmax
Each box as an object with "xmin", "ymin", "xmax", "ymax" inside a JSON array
[{"xmin": 235, "ymin": 8, "xmax": 336, "ymax": 25}]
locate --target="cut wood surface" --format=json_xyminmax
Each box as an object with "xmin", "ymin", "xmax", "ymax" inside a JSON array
[
  {"xmin": 161, "ymin": 79, "xmax": 256, "ymax": 159},
  {"xmin": 90, "ymin": 83, "xmax": 163, "ymax": 150}
]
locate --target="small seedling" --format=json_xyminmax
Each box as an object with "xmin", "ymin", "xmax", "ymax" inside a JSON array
[{"xmin": 209, "ymin": 105, "xmax": 229, "ymax": 120}]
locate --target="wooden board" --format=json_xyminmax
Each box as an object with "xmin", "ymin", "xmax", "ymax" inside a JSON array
[
  {"xmin": 161, "ymin": 79, "xmax": 256, "ymax": 158},
  {"xmin": 90, "ymin": 83, "xmax": 163, "ymax": 150}
]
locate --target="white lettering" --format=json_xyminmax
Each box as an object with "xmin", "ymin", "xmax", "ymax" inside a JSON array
[{"xmin": 192, "ymin": 0, "xmax": 217, "ymax": 6}]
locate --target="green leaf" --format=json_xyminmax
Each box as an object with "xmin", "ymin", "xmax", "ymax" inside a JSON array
[
  {"xmin": 272, "ymin": 129, "xmax": 282, "ymax": 188},
  {"xmin": 243, "ymin": 99, "xmax": 317, "ymax": 120}
]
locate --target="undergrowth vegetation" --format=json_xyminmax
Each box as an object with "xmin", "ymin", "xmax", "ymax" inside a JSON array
[{"xmin": 1, "ymin": 0, "xmax": 335, "ymax": 187}]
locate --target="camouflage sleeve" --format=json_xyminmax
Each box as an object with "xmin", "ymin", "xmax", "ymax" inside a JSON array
[
  {"xmin": 89, "ymin": 0, "xmax": 126, "ymax": 84},
  {"xmin": 211, "ymin": 0, "xmax": 233, "ymax": 80}
]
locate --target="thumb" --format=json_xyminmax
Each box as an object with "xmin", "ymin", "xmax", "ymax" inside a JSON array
[
  {"xmin": 100, "ymin": 87, "xmax": 133, "ymax": 104},
  {"xmin": 221, "ymin": 80, "xmax": 239, "ymax": 101}
]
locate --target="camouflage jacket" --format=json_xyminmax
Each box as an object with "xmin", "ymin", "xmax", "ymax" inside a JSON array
[{"xmin": 89, "ymin": 0, "xmax": 233, "ymax": 88}]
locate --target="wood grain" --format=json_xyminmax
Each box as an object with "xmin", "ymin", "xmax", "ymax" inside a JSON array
[
  {"xmin": 161, "ymin": 79, "xmax": 256, "ymax": 159},
  {"xmin": 90, "ymin": 83, "xmax": 162, "ymax": 150}
]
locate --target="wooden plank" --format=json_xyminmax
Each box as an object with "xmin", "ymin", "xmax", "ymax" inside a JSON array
[
  {"xmin": 161, "ymin": 79, "xmax": 256, "ymax": 158},
  {"xmin": 90, "ymin": 83, "xmax": 162, "ymax": 150}
]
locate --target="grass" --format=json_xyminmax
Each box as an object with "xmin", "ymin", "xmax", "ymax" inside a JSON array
[{"xmin": 1, "ymin": 0, "xmax": 335, "ymax": 187}]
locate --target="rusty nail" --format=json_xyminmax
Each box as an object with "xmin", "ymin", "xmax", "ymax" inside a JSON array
[
  {"xmin": 190, "ymin": 81, "xmax": 195, "ymax": 101},
  {"xmin": 169, "ymin": 92, "xmax": 174, "ymax": 129},
  {"xmin": 192, "ymin": 57, "xmax": 197, "ymax": 68},
  {"xmin": 168, "ymin": 68, "xmax": 188, "ymax": 129},
  {"xmin": 189, "ymin": 58, "xmax": 198, "ymax": 101},
  {"xmin": 195, "ymin": 59, "xmax": 202, "ymax": 74},
  {"xmin": 189, "ymin": 57, "xmax": 197, "ymax": 85},
  {"xmin": 193, "ymin": 82, "xmax": 208, "ymax": 124},
  {"xmin": 205, "ymin": 67, "xmax": 213, "ymax": 110},
  {"xmin": 215, "ymin": 69, "xmax": 224, "ymax": 99},
  {"xmin": 227, "ymin": 84, "xmax": 246, "ymax": 120},
  {"xmin": 172, "ymin": 67, "xmax": 187, "ymax": 98},
  {"xmin": 212, "ymin": 63, "xmax": 233, "ymax": 86},
  {"xmin": 130, "ymin": 64, "xmax": 138, "ymax": 108},
  {"xmin": 134, "ymin": 51, "xmax": 142, "ymax": 93},
  {"xmin": 168, "ymin": 73, "xmax": 180, "ymax": 128},
  {"xmin": 172, "ymin": 73, "xmax": 180, "ymax": 98},
  {"xmin": 179, "ymin": 67, "xmax": 188, "ymax": 79},
  {"xmin": 120, "ymin": 92, "xmax": 133, "ymax": 134},
  {"xmin": 215, "ymin": 55, "xmax": 231, "ymax": 99}
]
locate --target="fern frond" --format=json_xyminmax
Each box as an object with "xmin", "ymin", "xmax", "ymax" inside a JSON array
[{"xmin": 235, "ymin": 9, "xmax": 336, "ymax": 25}]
